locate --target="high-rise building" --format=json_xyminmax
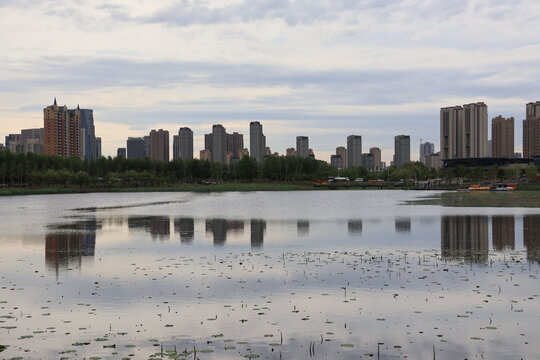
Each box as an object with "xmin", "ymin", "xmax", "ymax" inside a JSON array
[
  {"xmin": 369, "ymin": 147, "xmax": 381, "ymax": 170},
  {"xmin": 250, "ymin": 121, "xmax": 266, "ymax": 162},
  {"xmin": 20, "ymin": 128, "xmax": 44, "ymax": 154},
  {"xmin": 200, "ymin": 149, "xmax": 211, "ymax": 161},
  {"xmin": 44, "ymin": 99, "xmax": 81, "ymax": 158},
  {"xmin": 227, "ymin": 132, "xmax": 244, "ymax": 160},
  {"xmin": 117, "ymin": 148, "xmax": 126, "ymax": 159},
  {"xmin": 127, "ymin": 137, "xmax": 145, "ymax": 159},
  {"xmin": 204, "ymin": 133, "xmax": 213, "ymax": 155},
  {"xmin": 173, "ymin": 135, "xmax": 180, "ymax": 160},
  {"xmin": 361, "ymin": 153, "xmax": 375, "ymax": 170},
  {"xmin": 462, "ymin": 102, "xmax": 488, "ymax": 158},
  {"xmin": 440, "ymin": 106, "xmax": 462, "ymax": 160},
  {"xmin": 0, "ymin": 143, "xmax": 5, "ymax": 151},
  {"xmin": 79, "ymin": 109, "xmax": 96, "ymax": 160},
  {"xmin": 238, "ymin": 148, "xmax": 249, "ymax": 159},
  {"xmin": 491, "ymin": 116, "xmax": 514, "ymax": 158},
  {"xmin": 523, "ymin": 101, "xmax": 540, "ymax": 158},
  {"xmin": 286, "ymin": 148, "xmax": 296, "ymax": 156},
  {"xmin": 425, "ymin": 153, "xmax": 442, "ymax": 169},
  {"xmin": 330, "ymin": 154, "xmax": 343, "ymax": 169},
  {"xmin": 143, "ymin": 136, "xmax": 150, "ymax": 158},
  {"xmin": 178, "ymin": 127, "xmax": 194, "ymax": 160},
  {"xmin": 419, "ymin": 142, "xmax": 434, "ymax": 163},
  {"xmin": 212, "ymin": 124, "xmax": 227, "ymax": 163},
  {"xmin": 394, "ymin": 135, "xmax": 410, "ymax": 168},
  {"xmin": 347, "ymin": 135, "xmax": 362, "ymax": 167},
  {"xmin": 95, "ymin": 137, "xmax": 102, "ymax": 158},
  {"xmin": 5, "ymin": 133, "xmax": 24, "ymax": 153},
  {"xmin": 296, "ymin": 136, "xmax": 309, "ymax": 158},
  {"xmin": 149, "ymin": 129, "xmax": 169, "ymax": 163},
  {"xmin": 336, "ymin": 146, "xmax": 347, "ymax": 169}
]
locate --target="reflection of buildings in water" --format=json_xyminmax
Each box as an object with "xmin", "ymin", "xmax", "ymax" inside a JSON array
[
  {"xmin": 523, "ymin": 215, "xmax": 540, "ymax": 262},
  {"xmin": 395, "ymin": 218, "xmax": 411, "ymax": 233},
  {"xmin": 297, "ymin": 220, "xmax": 309, "ymax": 236},
  {"xmin": 348, "ymin": 220, "xmax": 362, "ymax": 234},
  {"xmin": 174, "ymin": 218, "xmax": 195, "ymax": 244},
  {"xmin": 205, "ymin": 219, "xmax": 245, "ymax": 246},
  {"xmin": 492, "ymin": 216, "xmax": 515, "ymax": 251},
  {"xmin": 127, "ymin": 216, "xmax": 170, "ymax": 240},
  {"xmin": 45, "ymin": 220, "xmax": 97, "ymax": 272},
  {"xmin": 441, "ymin": 216, "xmax": 489, "ymax": 263},
  {"xmin": 250, "ymin": 219, "xmax": 266, "ymax": 248}
]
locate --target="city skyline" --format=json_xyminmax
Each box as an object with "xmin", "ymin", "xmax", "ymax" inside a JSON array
[{"xmin": 1, "ymin": 1, "xmax": 539, "ymax": 163}]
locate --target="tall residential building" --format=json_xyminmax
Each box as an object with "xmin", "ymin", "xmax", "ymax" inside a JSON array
[
  {"xmin": 296, "ymin": 136, "xmax": 309, "ymax": 158},
  {"xmin": 330, "ymin": 155, "xmax": 343, "ymax": 169},
  {"xmin": 200, "ymin": 149, "xmax": 211, "ymax": 161},
  {"xmin": 149, "ymin": 129, "xmax": 169, "ymax": 163},
  {"xmin": 491, "ymin": 116, "xmax": 514, "ymax": 158},
  {"xmin": 5, "ymin": 133, "xmax": 24, "ymax": 153},
  {"xmin": 523, "ymin": 101, "xmax": 540, "ymax": 158},
  {"xmin": 347, "ymin": 135, "xmax": 362, "ymax": 167},
  {"xmin": 462, "ymin": 102, "xmax": 488, "ymax": 158},
  {"xmin": 212, "ymin": 124, "xmax": 227, "ymax": 163},
  {"xmin": 177, "ymin": 127, "xmax": 193, "ymax": 160},
  {"xmin": 44, "ymin": 99, "xmax": 81, "ymax": 158},
  {"xmin": 419, "ymin": 142, "xmax": 434, "ymax": 163},
  {"xmin": 173, "ymin": 135, "xmax": 180, "ymax": 160},
  {"xmin": 440, "ymin": 106, "xmax": 462, "ymax": 160},
  {"xmin": 393, "ymin": 135, "xmax": 410, "ymax": 168},
  {"xmin": 336, "ymin": 146, "xmax": 347, "ymax": 169},
  {"xmin": 20, "ymin": 128, "xmax": 44, "ymax": 154},
  {"xmin": 117, "ymin": 148, "xmax": 126, "ymax": 159},
  {"xmin": 127, "ymin": 137, "xmax": 145, "ymax": 159},
  {"xmin": 250, "ymin": 121, "xmax": 266, "ymax": 162},
  {"xmin": 79, "ymin": 109, "xmax": 96, "ymax": 160},
  {"xmin": 361, "ymin": 153, "xmax": 375, "ymax": 170},
  {"xmin": 369, "ymin": 147, "xmax": 381, "ymax": 170},
  {"xmin": 227, "ymin": 132, "xmax": 244, "ymax": 160},
  {"xmin": 204, "ymin": 133, "xmax": 213, "ymax": 155},
  {"xmin": 143, "ymin": 136, "xmax": 150, "ymax": 158},
  {"xmin": 286, "ymin": 148, "xmax": 296, "ymax": 156},
  {"xmin": 440, "ymin": 103, "xmax": 488, "ymax": 159},
  {"xmin": 425, "ymin": 153, "xmax": 442, "ymax": 169},
  {"xmin": 95, "ymin": 137, "xmax": 102, "ymax": 158}
]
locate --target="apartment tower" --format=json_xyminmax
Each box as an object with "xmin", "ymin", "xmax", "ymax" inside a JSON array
[
  {"xmin": 336, "ymin": 146, "xmax": 347, "ymax": 169},
  {"xmin": 393, "ymin": 135, "xmax": 410, "ymax": 168},
  {"xmin": 212, "ymin": 124, "xmax": 227, "ymax": 163},
  {"xmin": 369, "ymin": 147, "xmax": 382, "ymax": 170},
  {"xmin": 491, "ymin": 116, "xmax": 514, "ymax": 158},
  {"xmin": 44, "ymin": 99, "xmax": 81, "ymax": 158},
  {"xmin": 347, "ymin": 135, "xmax": 362, "ymax": 167},
  {"xmin": 127, "ymin": 137, "xmax": 145, "ymax": 159},
  {"xmin": 296, "ymin": 136, "xmax": 309, "ymax": 158},
  {"xmin": 178, "ymin": 127, "xmax": 194, "ymax": 160},
  {"xmin": 250, "ymin": 121, "xmax": 266, "ymax": 162},
  {"xmin": 149, "ymin": 129, "xmax": 169, "ymax": 163},
  {"xmin": 523, "ymin": 101, "xmax": 540, "ymax": 158}
]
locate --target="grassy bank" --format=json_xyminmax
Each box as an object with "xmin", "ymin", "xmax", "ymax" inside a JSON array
[{"xmin": 407, "ymin": 190, "xmax": 540, "ymax": 207}]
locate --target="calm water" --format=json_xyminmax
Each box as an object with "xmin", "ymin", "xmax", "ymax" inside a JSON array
[{"xmin": 0, "ymin": 191, "xmax": 539, "ymax": 359}]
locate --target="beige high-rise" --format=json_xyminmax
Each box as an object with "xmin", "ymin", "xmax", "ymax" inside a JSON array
[
  {"xmin": 491, "ymin": 116, "xmax": 514, "ymax": 158},
  {"xmin": 440, "ymin": 102, "xmax": 488, "ymax": 159},
  {"xmin": 369, "ymin": 147, "xmax": 381, "ymax": 170},
  {"xmin": 336, "ymin": 146, "xmax": 347, "ymax": 169},
  {"xmin": 149, "ymin": 129, "xmax": 169, "ymax": 163},
  {"xmin": 523, "ymin": 101, "xmax": 540, "ymax": 158}
]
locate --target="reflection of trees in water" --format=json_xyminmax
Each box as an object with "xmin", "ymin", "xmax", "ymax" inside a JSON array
[
  {"xmin": 127, "ymin": 216, "xmax": 170, "ymax": 240},
  {"xmin": 250, "ymin": 219, "xmax": 266, "ymax": 249},
  {"xmin": 45, "ymin": 219, "xmax": 97, "ymax": 273},
  {"xmin": 348, "ymin": 220, "xmax": 362, "ymax": 234},
  {"xmin": 441, "ymin": 216, "xmax": 489, "ymax": 263},
  {"xmin": 492, "ymin": 216, "xmax": 515, "ymax": 251},
  {"xmin": 205, "ymin": 219, "xmax": 245, "ymax": 246},
  {"xmin": 395, "ymin": 218, "xmax": 411, "ymax": 233},
  {"xmin": 174, "ymin": 218, "xmax": 195, "ymax": 244},
  {"xmin": 297, "ymin": 220, "xmax": 309, "ymax": 236},
  {"xmin": 523, "ymin": 215, "xmax": 540, "ymax": 262}
]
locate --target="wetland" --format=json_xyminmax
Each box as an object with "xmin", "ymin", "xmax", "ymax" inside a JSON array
[{"xmin": 0, "ymin": 190, "xmax": 539, "ymax": 359}]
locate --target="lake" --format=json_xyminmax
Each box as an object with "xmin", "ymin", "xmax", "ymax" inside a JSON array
[{"xmin": 0, "ymin": 191, "xmax": 539, "ymax": 359}]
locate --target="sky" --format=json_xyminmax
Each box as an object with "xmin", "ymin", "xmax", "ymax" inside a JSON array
[{"xmin": 1, "ymin": 0, "xmax": 539, "ymax": 163}]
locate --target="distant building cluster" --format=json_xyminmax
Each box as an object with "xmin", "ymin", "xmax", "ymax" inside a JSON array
[{"xmin": 2, "ymin": 98, "xmax": 540, "ymax": 172}]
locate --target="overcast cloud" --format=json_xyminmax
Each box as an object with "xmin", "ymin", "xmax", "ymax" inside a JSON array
[{"xmin": 0, "ymin": 0, "xmax": 539, "ymax": 161}]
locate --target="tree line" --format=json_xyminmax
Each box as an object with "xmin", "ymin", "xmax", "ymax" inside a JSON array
[{"xmin": 0, "ymin": 150, "xmax": 534, "ymax": 188}]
